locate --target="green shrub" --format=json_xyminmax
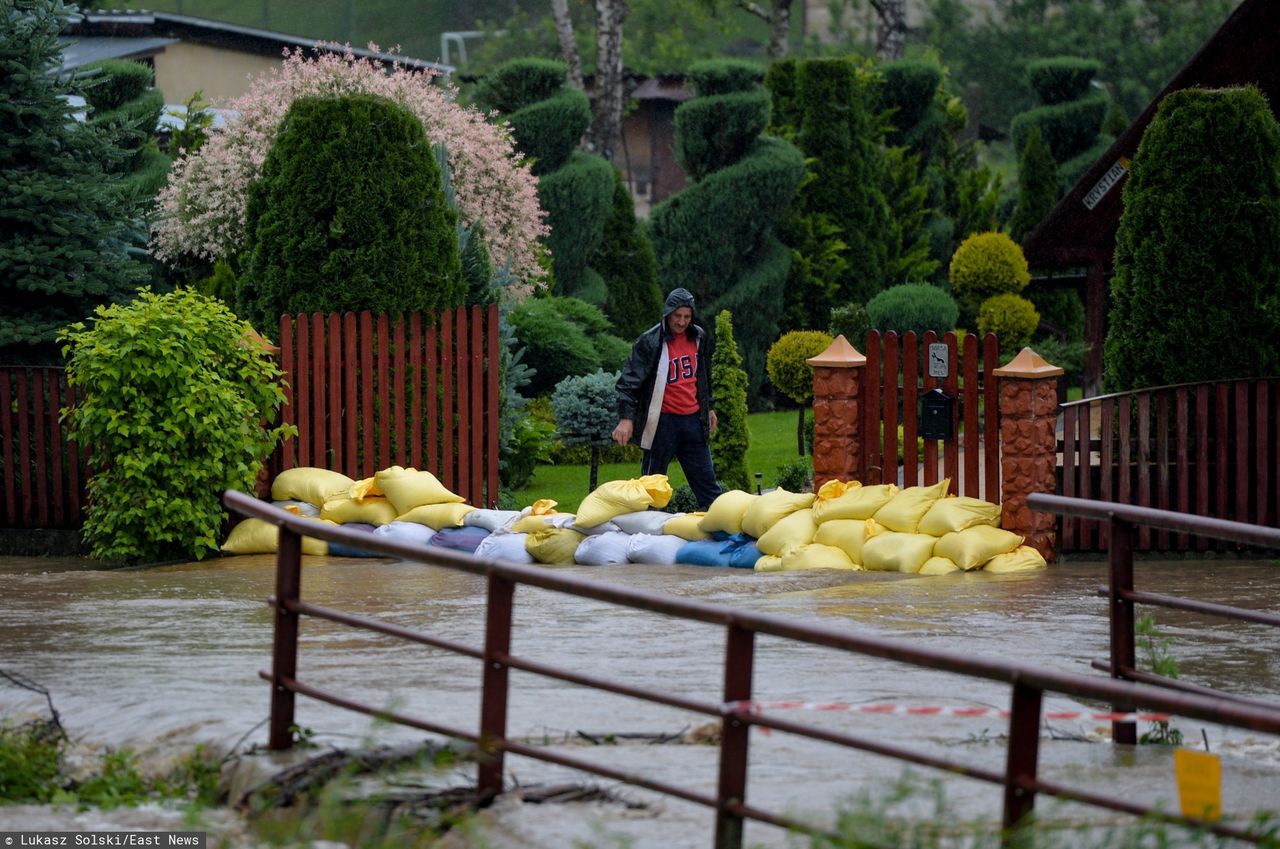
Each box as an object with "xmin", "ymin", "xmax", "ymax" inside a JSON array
[
  {"xmin": 1010, "ymin": 93, "xmax": 1109, "ymax": 163},
  {"xmin": 538, "ymin": 150, "xmax": 615, "ymax": 297},
  {"xmin": 711, "ymin": 310, "xmax": 751, "ymax": 492},
  {"xmin": 878, "ymin": 59, "xmax": 944, "ymax": 148},
  {"xmin": 0, "ymin": 722, "xmax": 62, "ymax": 803},
  {"xmin": 79, "ymin": 58, "xmax": 154, "ymax": 110},
  {"xmin": 773, "ymin": 455, "xmax": 812, "ymax": 492},
  {"xmin": 1028, "ymin": 286, "xmax": 1084, "ymax": 339},
  {"xmin": 507, "ymin": 297, "xmax": 602, "ymax": 396},
  {"xmin": 472, "ymin": 58, "xmax": 568, "ymax": 114},
  {"xmin": 551, "ymin": 370, "xmax": 619, "ymax": 447},
  {"xmin": 767, "ymin": 330, "xmax": 832, "ymax": 456},
  {"xmin": 948, "ymin": 231, "xmax": 1030, "ymax": 325},
  {"xmin": 596, "ymin": 169, "xmax": 662, "ymax": 340},
  {"xmin": 592, "ymin": 332, "xmax": 632, "ymax": 372},
  {"xmin": 59, "ymin": 289, "xmax": 292, "ymax": 563},
  {"xmin": 1025, "ymin": 57, "xmax": 1103, "ymax": 106},
  {"xmin": 665, "ymin": 483, "xmax": 699, "ymax": 514},
  {"xmin": 977, "ymin": 293, "xmax": 1040, "ymax": 354},
  {"xmin": 764, "ymin": 58, "xmax": 800, "ymax": 137},
  {"xmin": 1009, "ymin": 125, "xmax": 1059, "ymax": 242},
  {"xmin": 675, "ymin": 89, "xmax": 771, "ymax": 182},
  {"xmin": 828, "ymin": 302, "xmax": 871, "ymax": 349},
  {"xmin": 1029, "ymin": 335, "xmax": 1087, "ymax": 383},
  {"xmin": 865, "ymin": 283, "xmax": 959, "ymax": 338},
  {"xmin": 498, "ymin": 312, "xmax": 552, "ymax": 490},
  {"xmin": 686, "ymin": 58, "xmax": 766, "ymax": 96},
  {"xmin": 505, "ymin": 88, "xmax": 592, "ymax": 176}
]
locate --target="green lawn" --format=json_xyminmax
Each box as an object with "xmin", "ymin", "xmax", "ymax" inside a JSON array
[{"xmin": 510, "ymin": 409, "xmax": 805, "ymax": 512}]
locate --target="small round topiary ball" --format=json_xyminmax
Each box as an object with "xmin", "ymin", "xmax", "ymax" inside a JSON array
[{"xmin": 949, "ymin": 231, "xmax": 1031, "ymax": 321}]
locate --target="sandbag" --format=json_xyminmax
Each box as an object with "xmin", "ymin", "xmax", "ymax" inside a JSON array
[
  {"xmin": 919, "ymin": 555, "xmax": 961, "ymax": 576},
  {"xmin": 348, "ymin": 476, "xmax": 385, "ymax": 502},
  {"xmin": 272, "ymin": 500, "xmax": 320, "ymax": 518},
  {"xmin": 371, "ymin": 521, "xmax": 437, "ymax": 546},
  {"xmin": 427, "ymin": 525, "xmax": 492, "ymax": 554},
  {"xmin": 861, "ymin": 532, "xmax": 937, "ymax": 573},
  {"xmin": 676, "ymin": 538, "xmax": 736, "ymax": 567},
  {"xmin": 754, "ymin": 554, "xmax": 784, "ymax": 572},
  {"xmin": 574, "ymin": 531, "xmax": 633, "ymax": 565},
  {"xmin": 271, "ymin": 467, "xmax": 356, "ymax": 508},
  {"xmin": 626, "ymin": 533, "xmax": 686, "ymax": 565},
  {"xmin": 756, "ymin": 508, "xmax": 817, "ymax": 556},
  {"xmin": 873, "ymin": 479, "xmax": 950, "ymax": 533},
  {"xmin": 812, "ymin": 518, "xmax": 879, "ymax": 566},
  {"xmin": 374, "ymin": 466, "xmax": 465, "ymax": 514},
  {"xmin": 221, "ymin": 517, "xmax": 329, "ymax": 555},
  {"xmin": 522, "ymin": 499, "xmax": 561, "ymax": 516},
  {"xmin": 524, "ymin": 526, "xmax": 585, "ymax": 565},
  {"xmin": 639, "ymin": 474, "xmax": 674, "ymax": 508},
  {"xmin": 397, "ymin": 501, "xmax": 476, "ymax": 530},
  {"xmin": 473, "ymin": 532, "xmax": 535, "ymax": 563},
  {"xmin": 780, "ymin": 543, "xmax": 858, "ymax": 572},
  {"xmin": 815, "ymin": 479, "xmax": 861, "ymax": 501},
  {"xmin": 812, "ymin": 484, "xmax": 898, "ymax": 523},
  {"xmin": 328, "ymin": 525, "xmax": 383, "ymax": 558},
  {"xmin": 320, "ymin": 496, "xmax": 399, "ymax": 526},
  {"xmin": 698, "ymin": 490, "xmax": 757, "ymax": 535},
  {"xmin": 983, "ymin": 545, "xmax": 1047, "ymax": 573},
  {"xmin": 725, "ymin": 536, "xmax": 765, "ymax": 570},
  {"xmin": 917, "ymin": 495, "xmax": 1002, "ymax": 537},
  {"xmin": 612, "ymin": 510, "xmax": 676, "ymax": 536},
  {"xmin": 464, "ymin": 509, "xmax": 522, "ymax": 532},
  {"xmin": 569, "ymin": 518, "xmax": 622, "ymax": 536},
  {"xmin": 576, "ymin": 478, "xmax": 662, "ymax": 527},
  {"xmin": 663, "ymin": 512, "xmax": 709, "ymax": 541},
  {"xmin": 741, "ymin": 488, "xmax": 816, "ymax": 539},
  {"xmin": 512, "ymin": 513, "xmax": 579, "ymax": 534},
  {"xmin": 934, "ymin": 525, "xmax": 1024, "ymax": 571}
]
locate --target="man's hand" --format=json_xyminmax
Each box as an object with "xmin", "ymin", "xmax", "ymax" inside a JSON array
[
  {"xmin": 612, "ymin": 418, "xmax": 634, "ymax": 446},
  {"xmin": 709, "ymin": 410, "xmax": 718, "ymax": 434}
]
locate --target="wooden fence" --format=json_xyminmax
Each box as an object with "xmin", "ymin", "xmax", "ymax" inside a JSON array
[
  {"xmin": 1058, "ymin": 378, "xmax": 1280, "ymax": 552},
  {"xmin": 0, "ymin": 367, "xmax": 86, "ymax": 529}
]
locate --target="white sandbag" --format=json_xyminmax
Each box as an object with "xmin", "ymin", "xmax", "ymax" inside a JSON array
[
  {"xmin": 574, "ymin": 531, "xmax": 633, "ymax": 565},
  {"xmin": 473, "ymin": 531, "xmax": 535, "ymax": 563},
  {"xmin": 464, "ymin": 509, "xmax": 523, "ymax": 532},
  {"xmin": 626, "ymin": 533, "xmax": 686, "ymax": 565},
  {"xmin": 371, "ymin": 521, "xmax": 438, "ymax": 546},
  {"xmin": 569, "ymin": 518, "xmax": 623, "ymax": 536},
  {"xmin": 612, "ymin": 510, "xmax": 677, "ymax": 536}
]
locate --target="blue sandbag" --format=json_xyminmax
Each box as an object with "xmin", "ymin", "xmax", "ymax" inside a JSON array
[
  {"xmin": 676, "ymin": 538, "xmax": 736, "ymax": 567},
  {"xmin": 428, "ymin": 525, "xmax": 492, "ymax": 554},
  {"xmin": 326, "ymin": 523, "xmax": 386, "ymax": 558},
  {"xmin": 725, "ymin": 539, "xmax": 763, "ymax": 570}
]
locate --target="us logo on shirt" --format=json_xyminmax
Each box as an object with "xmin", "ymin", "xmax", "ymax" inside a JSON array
[{"xmin": 667, "ymin": 354, "xmax": 695, "ymax": 383}]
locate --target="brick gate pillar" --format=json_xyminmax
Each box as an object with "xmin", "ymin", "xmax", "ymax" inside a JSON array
[
  {"xmin": 993, "ymin": 347, "xmax": 1063, "ymax": 561},
  {"xmin": 807, "ymin": 335, "xmax": 866, "ymax": 491}
]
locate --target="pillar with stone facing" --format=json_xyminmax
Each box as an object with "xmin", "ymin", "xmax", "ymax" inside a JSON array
[
  {"xmin": 993, "ymin": 347, "xmax": 1063, "ymax": 561},
  {"xmin": 807, "ymin": 335, "xmax": 866, "ymax": 490}
]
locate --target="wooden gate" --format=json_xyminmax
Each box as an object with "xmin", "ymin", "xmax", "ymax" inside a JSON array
[{"xmin": 0, "ymin": 366, "xmax": 86, "ymax": 529}]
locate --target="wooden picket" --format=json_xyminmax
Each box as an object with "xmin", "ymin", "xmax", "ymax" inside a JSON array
[{"xmin": 0, "ymin": 367, "xmax": 86, "ymax": 529}]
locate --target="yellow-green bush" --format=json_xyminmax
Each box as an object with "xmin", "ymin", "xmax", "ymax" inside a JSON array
[
  {"xmin": 766, "ymin": 330, "xmax": 834, "ymax": 404},
  {"xmin": 977, "ymin": 294, "xmax": 1040, "ymax": 354},
  {"xmin": 948, "ymin": 232, "xmax": 1030, "ymax": 324}
]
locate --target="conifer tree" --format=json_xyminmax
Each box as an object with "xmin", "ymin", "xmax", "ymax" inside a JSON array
[
  {"xmin": 1009, "ymin": 125, "xmax": 1059, "ymax": 242},
  {"xmin": 710, "ymin": 310, "xmax": 751, "ymax": 492}
]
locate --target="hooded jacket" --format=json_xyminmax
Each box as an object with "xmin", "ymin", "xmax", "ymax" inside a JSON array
[{"xmin": 615, "ymin": 288, "xmax": 715, "ymax": 449}]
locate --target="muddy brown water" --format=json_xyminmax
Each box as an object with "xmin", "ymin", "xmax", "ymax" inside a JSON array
[{"xmin": 2, "ymin": 554, "xmax": 1278, "ymax": 846}]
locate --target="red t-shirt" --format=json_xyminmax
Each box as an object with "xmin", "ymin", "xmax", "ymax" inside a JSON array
[{"xmin": 661, "ymin": 334, "xmax": 700, "ymax": 414}]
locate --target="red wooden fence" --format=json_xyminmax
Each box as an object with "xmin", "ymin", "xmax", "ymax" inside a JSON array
[
  {"xmin": 267, "ymin": 307, "xmax": 502, "ymax": 508},
  {"xmin": 1058, "ymin": 378, "xmax": 1280, "ymax": 552},
  {"xmin": 0, "ymin": 367, "xmax": 86, "ymax": 529},
  {"xmin": 860, "ymin": 330, "xmax": 1001, "ymax": 500}
]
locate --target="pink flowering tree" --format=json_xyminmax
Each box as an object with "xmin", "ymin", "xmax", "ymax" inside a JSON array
[{"xmin": 151, "ymin": 46, "xmax": 549, "ymax": 292}]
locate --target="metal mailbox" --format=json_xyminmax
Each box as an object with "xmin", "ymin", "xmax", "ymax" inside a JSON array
[{"xmin": 920, "ymin": 388, "xmax": 953, "ymax": 440}]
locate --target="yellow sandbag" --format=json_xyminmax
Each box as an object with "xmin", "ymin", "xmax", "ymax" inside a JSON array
[
  {"xmin": 873, "ymin": 479, "xmax": 951, "ymax": 533},
  {"xmin": 348, "ymin": 476, "xmax": 385, "ymax": 502},
  {"xmin": 815, "ymin": 479, "xmax": 861, "ymax": 501},
  {"xmin": 221, "ymin": 517, "xmax": 328, "ymax": 555},
  {"xmin": 526, "ymin": 499, "xmax": 560, "ymax": 515},
  {"xmin": 756, "ymin": 508, "xmax": 817, "ymax": 556},
  {"xmin": 663, "ymin": 512, "xmax": 709, "ymax": 541},
  {"xmin": 754, "ymin": 554, "xmax": 784, "ymax": 572},
  {"xmin": 741, "ymin": 488, "xmax": 816, "ymax": 539},
  {"xmin": 812, "ymin": 518, "xmax": 879, "ymax": 566},
  {"xmin": 576, "ymin": 478, "xmax": 661, "ymax": 528},
  {"xmin": 917, "ymin": 495, "xmax": 1002, "ymax": 537},
  {"xmin": 271, "ymin": 467, "xmax": 356, "ymax": 508},
  {"xmin": 780, "ymin": 543, "xmax": 859, "ymax": 572},
  {"xmin": 396, "ymin": 501, "xmax": 476, "ymax": 530},
  {"xmin": 934, "ymin": 525, "xmax": 1025, "ymax": 571},
  {"xmin": 525, "ymin": 526, "xmax": 585, "ymax": 565},
  {"xmin": 638, "ymin": 474, "xmax": 673, "ymax": 509},
  {"xmin": 983, "ymin": 545, "xmax": 1047, "ymax": 573},
  {"xmin": 861, "ymin": 532, "xmax": 937, "ymax": 573},
  {"xmin": 919, "ymin": 555, "xmax": 961, "ymax": 576},
  {"xmin": 374, "ymin": 466, "xmax": 465, "ymax": 514},
  {"xmin": 812, "ymin": 484, "xmax": 898, "ymax": 523},
  {"xmin": 698, "ymin": 490, "xmax": 758, "ymax": 535},
  {"xmin": 320, "ymin": 495, "xmax": 398, "ymax": 526}
]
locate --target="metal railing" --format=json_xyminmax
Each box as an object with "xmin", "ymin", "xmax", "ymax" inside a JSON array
[{"xmin": 225, "ymin": 490, "xmax": 1280, "ymax": 848}]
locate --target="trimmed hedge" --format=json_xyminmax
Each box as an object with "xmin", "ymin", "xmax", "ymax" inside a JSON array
[
  {"xmin": 80, "ymin": 58, "xmax": 153, "ymax": 110},
  {"xmin": 473, "ymin": 58, "xmax": 568, "ymax": 114},
  {"xmin": 505, "ymin": 88, "xmax": 592, "ymax": 176},
  {"xmin": 977, "ymin": 293, "xmax": 1039, "ymax": 354},
  {"xmin": 1026, "ymin": 57, "xmax": 1103, "ymax": 106},
  {"xmin": 1010, "ymin": 93, "xmax": 1109, "ymax": 164},
  {"xmin": 879, "ymin": 59, "xmax": 944, "ymax": 148},
  {"xmin": 687, "ymin": 58, "xmax": 766, "ymax": 96},
  {"xmin": 597, "ymin": 169, "xmax": 662, "ymax": 340},
  {"xmin": 675, "ymin": 89, "xmax": 771, "ymax": 181},
  {"xmin": 866, "ymin": 283, "xmax": 959, "ymax": 338},
  {"xmin": 711, "ymin": 310, "xmax": 751, "ymax": 493},
  {"xmin": 537, "ymin": 151, "xmax": 616, "ymax": 297},
  {"xmin": 948, "ymin": 231, "xmax": 1030, "ymax": 325}
]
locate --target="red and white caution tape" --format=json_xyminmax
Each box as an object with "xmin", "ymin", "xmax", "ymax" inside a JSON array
[{"xmin": 726, "ymin": 700, "xmax": 1170, "ymax": 723}]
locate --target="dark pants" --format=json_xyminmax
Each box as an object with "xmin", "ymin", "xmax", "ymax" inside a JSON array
[{"xmin": 641, "ymin": 412, "xmax": 722, "ymax": 510}]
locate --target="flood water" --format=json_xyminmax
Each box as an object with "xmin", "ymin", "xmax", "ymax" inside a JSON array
[{"xmin": 2, "ymin": 552, "xmax": 1279, "ymax": 847}]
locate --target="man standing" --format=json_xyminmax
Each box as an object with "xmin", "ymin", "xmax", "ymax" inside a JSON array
[{"xmin": 612, "ymin": 288, "xmax": 722, "ymax": 509}]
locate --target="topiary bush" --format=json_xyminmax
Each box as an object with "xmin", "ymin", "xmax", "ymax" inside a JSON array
[
  {"xmin": 1025, "ymin": 57, "xmax": 1104, "ymax": 106},
  {"xmin": 676, "ymin": 88, "xmax": 771, "ymax": 182},
  {"xmin": 59, "ymin": 289, "xmax": 292, "ymax": 563},
  {"xmin": 878, "ymin": 59, "xmax": 946, "ymax": 153},
  {"xmin": 948, "ymin": 231, "xmax": 1030, "ymax": 326},
  {"xmin": 1009, "ymin": 94, "xmax": 1109, "ymax": 164},
  {"xmin": 977, "ymin": 293, "xmax": 1040, "ymax": 354},
  {"xmin": 828, "ymin": 302, "xmax": 871, "ymax": 349},
  {"xmin": 865, "ymin": 283, "xmax": 959, "ymax": 338},
  {"xmin": 596, "ymin": 169, "xmax": 662, "ymax": 340},
  {"xmin": 766, "ymin": 330, "xmax": 833, "ymax": 455},
  {"xmin": 1009, "ymin": 125, "xmax": 1059, "ymax": 242},
  {"xmin": 710, "ymin": 310, "xmax": 751, "ymax": 492}
]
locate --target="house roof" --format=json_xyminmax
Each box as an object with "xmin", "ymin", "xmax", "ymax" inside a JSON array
[{"xmin": 1020, "ymin": 0, "xmax": 1276, "ymax": 272}]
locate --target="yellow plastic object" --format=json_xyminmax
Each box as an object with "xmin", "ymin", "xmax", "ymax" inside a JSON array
[
  {"xmin": 861, "ymin": 532, "xmax": 937, "ymax": 573},
  {"xmin": 812, "ymin": 518, "xmax": 878, "ymax": 566},
  {"xmin": 754, "ymin": 554, "xmax": 784, "ymax": 572},
  {"xmin": 639, "ymin": 474, "xmax": 674, "ymax": 509},
  {"xmin": 780, "ymin": 543, "xmax": 859, "ymax": 571},
  {"xmin": 698, "ymin": 490, "xmax": 758, "ymax": 535},
  {"xmin": 934, "ymin": 525, "xmax": 1024, "ymax": 571},
  {"xmin": 872, "ymin": 479, "xmax": 951, "ymax": 533},
  {"xmin": 1174, "ymin": 748, "xmax": 1222, "ymax": 821},
  {"xmin": 576, "ymin": 477, "xmax": 668, "ymax": 528},
  {"xmin": 741, "ymin": 488, "xmax": 816, "ymax": 539},
  {"xmin": 815, "ymin": 479, "xmax": 860, "ymax": 501},
  {"xmin": 917, "ymin": 495, "xmax": 1002, "ymax": 536},
  {"xmin": 270, "ymin": 467, "xmax": 356, "ymax": 508},
  {"xmin": 812, "ymin": 483, "xmax": 898, "ymax": 523},
  {"xmin": 348, "ymin": 476, "xmax": 385, "ymax": 502},
  {"xmin": 320, "ymin": 496, "xmax": 399, "ymax": 526},
  {"xmin": 221, "ymin": 517, "xmax": 329, "ymax": 555},
  {"xmin": 396, "ymin": 501, "xmax": 476, "ymax": 530},
  {"xmin": 374, "ymin": 466, "xmax": 465, "ymax": 514},
  {"xmin": 919, "ymin": 556, "xmax": 961, "ymax": 576},
  {"xmin": 982, "ymin": 545, "xmax": 1047, "ymax": 573},
  {"xmin": 663, "ymin": 512, "xmax": 709, "ymax": 541},
  {"xmin": 756, "ymin": 508, "xmax": 817, "ymax": 556},
  {"xmin": 524, "ymin": 526, "xmax": 585, "ymax": 565}
]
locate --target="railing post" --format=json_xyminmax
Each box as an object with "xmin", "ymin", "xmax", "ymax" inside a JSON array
[
  {"xmin": 807, "ymin": 335, "xmax": 867, "ymax": 490},
  {"xmin": 1109, "ymin": 516, "xmax": 1138, "ymax": 745},
  {"xmin": 268, "ymin": 526, "xmax": 302, "ymax": 750},
  {"xmin": 715, "ymin": 623, "xmax": 755, "ymax": 849},
  {"xmin": 1001, "ymin": 680, "xmax": 1043, "ymax": 843},
  {"xmin": 478, "ymin": 572, "xmax": 515, "ymax": 800}
]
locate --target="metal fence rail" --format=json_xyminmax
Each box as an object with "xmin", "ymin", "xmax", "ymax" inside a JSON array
[{"xmin": 225, "ymin": 490, "xmax": 1280, "ymax": 849}]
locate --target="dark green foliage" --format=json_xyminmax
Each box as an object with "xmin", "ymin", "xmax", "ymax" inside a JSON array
[
  {"xmin": 675, "ymin": 89, "xmax": 771, "ymax": 182},
  {"xmin": 1010, "ymin": 93, "xmax": 1109, "ymax": 164},
  {"xmin": 241, "ymin": 94, "xmax": 462, "ymax": 330},
  {"xmin": 461, "ymin": 224, "xmax": 496, "ymax": 306},
  {"xmin": 764, "ymin": 58, "xmax": 800, "ymax": 137},
  {"xmin": 879, "ymin": 59, "xmax": 944, "ymax": 148},
  {"xmin": 505, "ymin": 88, "xmax": 592, "ymax": 176},
  {"xmin": 1105, "ymin": 86, "xmax": 1280, "ymax": 390},
  {"xmin": 551, "ymin": 370, "xmax": 619, "ymax": 446},
  {"xmin": 75, "ymin": 60, "xmax": 166, "ymax": 192},
  {"xmin": 1028, "ymin": 335, "xmax": 1087, "ymax": 384},
  {"xmin": 881, "ymin": 146, "xmax": 939, "ymax": 285},
  {"xmin": 1028, "ymin": 286, "xmax": 1084, "ymax": 339},
  {"xmin": 1102, "ymin": 100, "xmax": 1130, "ymax": 137},
  {"xmin": 866, "ymin": 283, "xmax": 959, "ymax": 337},
  {"xmin": 498, "ymin": 311, "xmax": 553, "ymax": 490},
  {"xmin": 596, "ymin": 170, "xmax": 662, "ymax": 340},
  {"xmin": 78, "ymin": 58, "xmax": 153, "ymax": 110},
  {"xmin": 1026, "ymin": 57, "xmax": 1103, "ymax": 106},
  {"xmin": 711, "ymin": 310, "xmax": 751, "ymax": 492},
  {"xmin": 773, "ymin": 455, "xmax": 812, "ymax": 493},
  {"xmin": 778, "ymin": 204, "xmax": 847, "ymax": 334},
  {"xmin": 767, "ymin": 330, "xmax": 833, "ymax": 454},
  {"xmin": 1058, "ymin": 135, "xmax": 1114, "ymax": 193},
  {"xmin": 686, "ymin": 58, "xmax": 765, "ymax": 96},
  {"xmin": 0, "ymin": 0, "xmax": 150, "ymax": 362},
  {"xmin": 191, "ymin": 259, "xmax": 238, "ymax": 309},
  {"xmin": 473, "ymin": 58, "xmax": 569, "ymax": 114},
  {"xmin": 507, "ymin": 296, "xmax": 628, "ymax": 396},
  {"xmin": 829, "ymin": 302, "xmax": 871, "ymax": 348},
  {"xmin": 665, "ymin": 483, "xmax": 700, "ymax": 514},
  {"xmin": 1010, "ymin": 125, "xmax": 1059, "ymax": 242},
  {"xmin": 538, "ymin": 152, "xmax": 615, "ymax": 298},
  {"xmin": 593, "ymin": 332, "xmax": 632, "ymax": 372}
]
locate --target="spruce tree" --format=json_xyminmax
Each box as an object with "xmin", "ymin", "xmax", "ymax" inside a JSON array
[
  {"xmin": 0, "ymin": 0, "xmax": 149, "ymax": 363},
  {"xmin": 710, "ymin": 310, "xmax": 751, "ymax": 492}
]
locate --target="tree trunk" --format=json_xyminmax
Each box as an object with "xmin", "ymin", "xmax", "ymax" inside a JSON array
[
  {"xmin": 589, "ymin": 0, "xmax": 629, "ymax": 162},
  {"xmin": 735, "ymin": 0, "xmax": 792, "ymax": 60},
  {"xmin": 870, "ymin": 0, "xmax": 907, "ymax": 61},
  {"xmin": 550, "ymin": 0, "xmax": 585, "ymax": 90}
]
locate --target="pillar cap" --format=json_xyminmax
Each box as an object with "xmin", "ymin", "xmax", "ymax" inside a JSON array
[
  {"xmin": 807, "ymin": 334, "xmax": 866, "ymax": 368},
  {"xmin": 240, "ymin": 326, "xmax": 281, "ymax": 356},
  {"xmin": 992, "ymin": 346, "xmax": 1063, "ymax": 378}
]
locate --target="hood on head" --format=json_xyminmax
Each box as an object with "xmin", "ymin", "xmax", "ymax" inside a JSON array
[{"xmin": 663, "ymin": 288, "xmax": 696, "ymax": 320}]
